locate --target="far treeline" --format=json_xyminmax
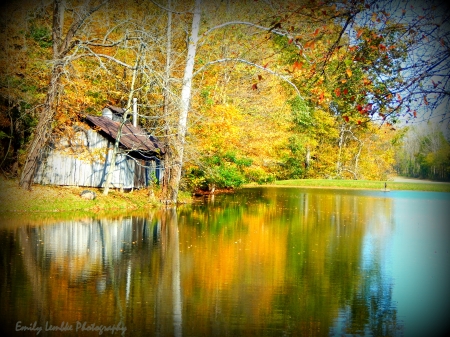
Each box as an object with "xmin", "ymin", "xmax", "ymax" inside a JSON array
[{"xmin": 0, "ymin": 0, "xmax": 449, "ymax": 202}]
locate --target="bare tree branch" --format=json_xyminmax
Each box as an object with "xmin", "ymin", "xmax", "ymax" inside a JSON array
[{"xmin": 193, "ymin": 57, "xmax": 303, "ymax": 99}]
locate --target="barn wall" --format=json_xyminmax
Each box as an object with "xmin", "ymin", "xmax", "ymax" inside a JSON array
[{"xmin": 34, "ymin": 127, "xmax": 163, "ymax": 189}]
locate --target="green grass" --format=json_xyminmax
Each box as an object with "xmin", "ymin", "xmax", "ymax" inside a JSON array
[{"xmin": 268, "ymin": 179, "xmax": 450, "ymax": 193}]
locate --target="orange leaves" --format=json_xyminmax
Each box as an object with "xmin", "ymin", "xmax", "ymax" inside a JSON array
[
  {"xmin": 304, "ymin": 40, "xmax": 316, "ymax": 49},
  {"xmin": 363, "ymin": 78, "xmax": 372, "ymax": 86},
  {"xmin": 423, "ymin": 95, "xmax": 429, "ymax": 105},
  {"xmin": 356, "ymin": 29, "xmax": 363, "ymax": 39},
  {"xmin": 293, "ymin": 61, "xmax": 303, "ymax": 71},
  {"xmin": 334, "ymin": 79, "xmax": 351, "ymax": 99},
  {"xmin": 346, "ymin": 68, "xmax": 353, "ymax": 78},
  {"xmin": 343, "ymin": 115, "xmax": 349, "ymax": 122},
  {"xmin": 334, "ymin": 86, "xmax": 348, "ymax": 98}
]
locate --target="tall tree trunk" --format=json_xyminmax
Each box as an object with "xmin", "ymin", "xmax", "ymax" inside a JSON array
[
  {"xmin": 336, "ymin": 124, "xmax": 345, "ymax": 178},
  {"xmin": 103, "ymin": 46, "xmax": 141, "ymax": 195},
  {"xmin": 19, "ymin": 0, "xmax": 106, "ymax": 190},
  {"xmin": 19, "ymin": 0, "xmax": 65, "ymax": 190},
  {"xmin": 167, "ymin": 0, "xmax": 202, "ymax": 203},
  {"xmin": 161, "ymin": 0, "xmax": 173, "ymax": 202}
]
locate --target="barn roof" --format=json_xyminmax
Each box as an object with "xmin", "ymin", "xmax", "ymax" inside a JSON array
[{"xmin": 85, "ymin": 115, "xmax": 165, "ymax": 154}]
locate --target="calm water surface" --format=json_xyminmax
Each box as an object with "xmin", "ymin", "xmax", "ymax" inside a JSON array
[{"xmin": 1, "ymin": 187, "xmax": 449, "ymax": 337}]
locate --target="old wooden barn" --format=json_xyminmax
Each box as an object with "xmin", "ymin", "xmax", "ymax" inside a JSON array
[{"xmin": 34, "ymin": 105, "xmax": 165, "ymax": 189}]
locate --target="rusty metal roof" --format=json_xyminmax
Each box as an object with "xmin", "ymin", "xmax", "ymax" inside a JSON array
[{"xmin": 85, "ymin": 115, "xmax": 165, "ymax": 154}]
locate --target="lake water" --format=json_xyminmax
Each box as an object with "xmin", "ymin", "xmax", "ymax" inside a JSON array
[{"xmin": 1, "ymin": 187, "xmax": 449, "ymax": 337}]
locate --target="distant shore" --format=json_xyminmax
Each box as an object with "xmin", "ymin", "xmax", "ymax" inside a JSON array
[{"xmin": 247, "ymin": 177, "xmax": 450, "ymax": 193}]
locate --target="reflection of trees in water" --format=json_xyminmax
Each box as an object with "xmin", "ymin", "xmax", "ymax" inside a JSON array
[
  {"xmin": 186, "ymin": 188, "xmax": 403, "ymax": 336},
  {"xmin": 1, "ymin": 188, "xmax": 405, "ymax": 336},
  {"xmin": 289, "ymin": 190, "xmax": 403, "ymax": 336}
]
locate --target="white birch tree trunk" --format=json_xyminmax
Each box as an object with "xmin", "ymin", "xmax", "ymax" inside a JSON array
[
  {"xmin": 168, "ymin": 0, "xmax": 202, "ymax": 203},
  {"xmin": 161, "ymin": 0, "xmax": 173, "ymax": 201}
]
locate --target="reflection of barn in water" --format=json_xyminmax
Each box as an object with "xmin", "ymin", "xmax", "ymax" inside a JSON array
[
  {"xmin": 22, "ymin": 216, "xmax": 163, "ymax": 288},
  {"xmin": 34, "ymin": 105, "xmax": 165, "ymax": 189},
  {"xmin": 13, "ymin": 212, "xmax": 182, "ymax": 337}
]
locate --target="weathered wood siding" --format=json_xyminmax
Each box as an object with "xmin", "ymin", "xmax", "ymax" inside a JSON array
[{"xmin": 34, "ymin": 126, "xmax": 163, "ymax": 189}]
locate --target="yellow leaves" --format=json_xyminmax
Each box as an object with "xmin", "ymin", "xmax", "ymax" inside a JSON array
[
  {"xmin": 346, "ymin": 68, "xmax": 352, "ymax": 77},
  {"xmin": 196, "ymin": 104, "xmax": 243, "ymax": 151}
]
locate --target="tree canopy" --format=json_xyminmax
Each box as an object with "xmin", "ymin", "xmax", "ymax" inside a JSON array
[{"xmin": 1, "ymin": 0, "xmax": 449, "ymax": 198}]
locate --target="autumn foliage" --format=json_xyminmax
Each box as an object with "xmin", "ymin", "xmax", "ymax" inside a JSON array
[{"xmin": 1, "ymin": 0, "xmax": 448, "ymax": 191}]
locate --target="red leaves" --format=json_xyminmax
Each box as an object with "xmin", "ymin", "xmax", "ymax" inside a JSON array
[
  {"xmin": 424, "ymin": 96, "xmax": 429, "ymax": 105},
  {"xmin": 343, "ymin": 115, "xmax": 349, "ymax": 122},
  {"xmin": 258, "ymin": 74, "xmax": 263, "ymax": 81},
  {"xmin": 357, "ymin": 103, "xmax": 373, "ymax": 115},
  {"xmin": 251, "ymin": 83, "xmax": 258, "ymax": 90},
  {"xmin": 413, "ymin": 110, "xmax": 417, "ymax": 118}
]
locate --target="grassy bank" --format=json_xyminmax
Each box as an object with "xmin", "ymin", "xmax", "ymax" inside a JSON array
[
  {"xmin": 0, "ymin": 177, "xmax": 191, "ymax": 218},
  {"xmin": 268, "ymin": 178, "xmax": 450, "ymax": 192}
]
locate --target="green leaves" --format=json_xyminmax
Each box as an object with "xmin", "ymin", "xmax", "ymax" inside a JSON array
[{"xmin": 29, "ymin": 26, "xmax": 52, "ymax": 48}]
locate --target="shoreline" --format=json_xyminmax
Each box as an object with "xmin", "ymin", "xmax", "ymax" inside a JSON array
[{"xmin": 1, "ymin": 177, "xmax": 449, "ymax": 221}]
